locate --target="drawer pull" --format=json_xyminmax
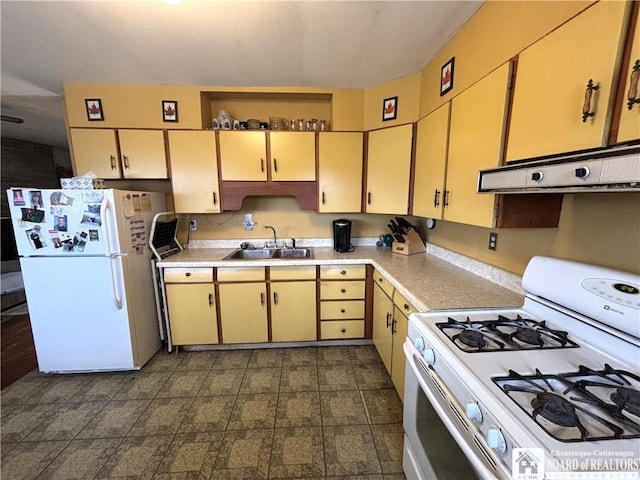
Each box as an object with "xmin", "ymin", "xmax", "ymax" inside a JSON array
[
  {"xmin": 260, "ymin": 158, "xmax": 265, "ymax": 172},
  {"xmin": 110, "ymin": 155, "xmax": 116, "ymax": 170},
  {"xmin": 386, "ymin": 312, "xmax": 392, "ymax": 328},
  {"xmin": 341, "ymin": 288, "xmax": 346, "ymax": 293},
  {"xmin": 212, "ymin": 191, "xmax": 217, "ymax": 205},
  {"xmin": 322, "ymin": 191, "xmax": 326, "ymax": 204},
  {"xmin": 367, "ymin": 192, "xmax": 372, "ymax": 205},
  {"xmin": 404, "ymin": 303, "xmax": 409, "ymax": 311},
  {"xmin": 185, "ymin": 272, "xmax": 191, "ymax": 277},
  {"xmin": 273, "ymin": 157, "xmax": 278, "ymax": 173},
  {"xmin": 378, "ymin": 277, "xmax": 383, "ymax": 282},
  {"xmin": 123, "ymin": 155, "xmax": 130, "ymax": 169},
  {"xmin": 208, "ymin": 294, "xmax": 214, "ymax": 307},
  {"xmin": 391, "ymin": 319, "xmax": 397, "ymax": 334},
  {"xmin": 273, "ymin": 292, "xmax": 278, "ymax": 305},
  {"xmin": 340, "ymin": 309, "xmax": 346, "ymax": 313},
  {"xmin": 433, "ymin": 189, "xmax": 440, "ymax": 208},
  {"xmin": 340, "ymin": 270, "xmax": 347, "ymax": 275},
  {"xmin": 341, "ymin": 328, "xmax": 346, "ymax": 333},
  {"xmin": 260, "ymin": 292, "xmax": 265, "ymax": 306}
]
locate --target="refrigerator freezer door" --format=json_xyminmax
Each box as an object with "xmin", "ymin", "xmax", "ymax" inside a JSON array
[
  {"xmin": 6, "ymin": 188, "xmax": 114, "ymax": 257},
  {"xmin": 20, "ymin": 256, "xmax": 139, "ymax": 373}
]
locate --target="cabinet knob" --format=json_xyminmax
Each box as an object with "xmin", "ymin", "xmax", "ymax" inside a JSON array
[
  {"xmin": 404, "ymin": 303, "xmax": 409, "ymax": 311},
  {"xmin": 582, "ymin": 79, "xmax": 600, "ymax": 122},
  {"xmin": 341, "ymin": 288, "xmax": 346, "ymax": 293},
  {"xmin": 185, "ymin": 272, "xmax": 191, "ymax": 277},
  {"xmin": 340, "ymin": 309, "xmax": 346, "ymax": 313},
  {"xmin": 627, "ymin": 59, "xmax": 640, "ymax": 110},
  {"xmin": 341, "ymin": 328, "xmax": 346, "ymax": 333},
  {"xmin": 340, "ymin": 270, "xmax": 347, "ymax": 275}
]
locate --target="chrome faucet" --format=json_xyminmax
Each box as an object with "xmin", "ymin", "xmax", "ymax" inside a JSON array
[{"xmin": 264, "ymin": 225, "xmax": 277, "ymax": 248}]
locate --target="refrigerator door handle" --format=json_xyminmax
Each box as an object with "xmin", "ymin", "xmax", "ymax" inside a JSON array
[
  {"xmin": 102, "ymin": 196, "xmax": 116, "ymax": 256},
  {"xmin": 109, "ymin": 255, "xmax": 124, "ymax": 310}
]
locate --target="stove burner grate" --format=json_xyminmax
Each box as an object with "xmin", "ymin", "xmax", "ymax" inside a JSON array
[
  {"xmin": 494, "ymin": 365, "xmax": 639, "ymax": 442},
  {"xmin": 436, "ymin": 314, "xmax": 578, "ymax": 352}
]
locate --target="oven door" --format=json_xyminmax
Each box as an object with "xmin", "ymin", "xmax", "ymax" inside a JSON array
[{"xmin": 403, "ymin": 339, "xmax": 496, "ymax": 480}]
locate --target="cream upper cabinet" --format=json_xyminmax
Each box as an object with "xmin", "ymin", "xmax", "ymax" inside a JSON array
[
  {"xmin": 365, "ymin": 124, "xmax": 413, "ymax": 214},
  {"xmin": 168, "ymin": 130, "xmax": 221, "ymax": 213},
  {"xmin": 69, "ymin": 128, "xmax": 121, "ymax": 179},
  {"xmin": 617, "ymin": 7, "xmax": 640, "ymax": 144},
  {"xmin": 117, "ymin": 129, "xmax": 168, "ymax": 179},
  {"xmin": 269, "ymin": 131, "xmax": 316, "ymax": 181},
  {"xmin": 70, "ymin": 128, "xmax": 167, "ymax": 179},
  {"xmin": 444, "ymin": 62, "xmax": 511, "ymax": 228},
  {"xmin": 507, "ymin": 1, "xmax": 630, "ymax": 161},
  {"xmin": 412, "ymin": 103, "xmax": 450, "ymax": 219},
  {"xmin": 219, "ymin": 131, "xmax": 267, "ymax": 181},
  {"xmin": 318, "ymin": 132, "xmax": 363, "ymax": 212}
]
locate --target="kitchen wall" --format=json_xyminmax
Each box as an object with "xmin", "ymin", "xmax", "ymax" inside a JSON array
[{"xmin": 186, "ymin": 196, "xmax": 391, "ymax": 245}]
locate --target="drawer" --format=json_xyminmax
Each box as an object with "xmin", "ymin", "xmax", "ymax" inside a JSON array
[
  {"xmin": 394, "ymin": 290, "xmax": 418, "ymax": 317},
  {"xmin": 320, "ymin": 264, "xmax": 366, "ymax": 280},
  {"xmin": 164, "ymin": 267, "xmax": 213, "ymax": 283},
  {"xmin": 217, "ymin": 266, "xmax": 265, "ymax": 282},
  {"xmin": 373, "ymin": 269, "xmax": 394, "ymax": 297},
  {"xmin": 320, "ymin": 281, "xmax": 365, "ymax": 300},
  {"xmin": 320, "ymin": 320, "xmax": 365, "ymax": 340},
  {"xmin": 270, "ymin": 265, "xmax": 316, "ymax": 280},
  {"xmin": 321, "ymin": 300, "xmax": 365, "ymax": 320}
]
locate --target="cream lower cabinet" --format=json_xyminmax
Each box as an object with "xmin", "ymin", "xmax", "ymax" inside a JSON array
[
  {"xmin": 391, "ymin": 291, "xmax": 416, "ymax": 402},
  {"xmin": 318, "ymin": 132, "xmax": 363, "ymax": 212},
  {"xmin": 372, "ymin": 273, "xmax": 394, "ymax": 372},
  {"xmin": 270, "ymin": 266, "xmax": 317, "ymax": 342},
  {"xmin": 218, "ymin": 267, "xmax": 268, "ymax": 344},
  {"xmin": 164, "ymin": 268, "xmax": 217, "ymax": 346},
  {"xmin": 168, "ymin": 130, "xmax": 221, "ymax": 213},
  {"xmin": 319, "ymin": 264, "xmax": 366, "ymax": 340},
  {"xmin": 365, "ymin": 124, "xmax": 413, "ymax": 214},
  {"xmin": 70, "ymin": 128, "xmax": 168, "ymax": 179}
]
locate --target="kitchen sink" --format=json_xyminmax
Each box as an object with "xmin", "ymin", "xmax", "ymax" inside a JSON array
[{"xmin": 223, "ymin": 248, "xmax": 313, "ymax": 260}]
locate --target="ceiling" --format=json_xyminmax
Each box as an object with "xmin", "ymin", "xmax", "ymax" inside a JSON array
[{"xmin": 1, "ymin": 0, "xmax": 483, "ymax": 150}]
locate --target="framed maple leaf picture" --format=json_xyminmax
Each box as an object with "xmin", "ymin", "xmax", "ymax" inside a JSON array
[
  {"xmin": 440, "ymin": 57, "xmax": 455, "ymax": 96},
  {"xmin": 162, "ymin": 100, "xmax": 178, "ymax": 122},
  {"xmin": 382, "ymin": 96, "xmax": 398, "ymax": 121},
  {"xmin": 85, "ymin": 99, "xmax": 104, "ymax": 121}
]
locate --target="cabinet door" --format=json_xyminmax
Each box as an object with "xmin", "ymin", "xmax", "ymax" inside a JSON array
[
  {"xmin": 366, "ymin": 124, "xmax": 413, "ymax": 214},
  {"xmin": 218, "ymin": 282, "xmax": 268, "ymax": 344},
  {"xmin": 372, "ymin": 283, "xmax": 394, "ymax": 373},
  {"xmin": 118, "ymin": 129, "xmax": 168, "ymax": 179},
  {"xmin": 270, "ymin": 132, "xmax": 316, "ymax": 181},
  {"xmin": 507, "ymin": 1, "xmax": 629, "ymax": 160},
  {"xmin": 445, "ymin": 63, "xmax": 511, "ymax": 227},
  {"xmin": 166, "ymin": 283, "xmax": 217, "ymax": 345},
  {"xmin": 391, "ymin": 307, "xmax": 409, "ymax": 403},
  {"xmin": 412, "ymin": 104, "xmax": 450, "ymax": 219},
  {"xmin": 69, "ymin": 128, "xmax": 121, "ymax": 179},
  {"xmin": 168, "ymin": 131, "xmax": 221, "ymax": 213},
  {"xmin": 318, "ymin": 132, "xmax": 363, "ymax": 212},
  {"xmin": 219, "ymin": 131, "xmax": 267, "ymax": 181},
  {"xmin": 271, "ymin": 281, "xmax": 317, "ymax": 342},
  {"xmin": 617, "ymin": 8, "xmax": 640, "ymax": 144}
]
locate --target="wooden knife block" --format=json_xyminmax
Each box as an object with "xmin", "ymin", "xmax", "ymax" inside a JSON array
[{"xmin": 392, "ymin": 228, "xmax": 426, "ymax": 256}]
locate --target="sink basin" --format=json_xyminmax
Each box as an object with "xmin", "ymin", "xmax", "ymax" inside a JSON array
[{"xmin": 223, "ymin": 248, "xmax": 313, "ymax": 260}]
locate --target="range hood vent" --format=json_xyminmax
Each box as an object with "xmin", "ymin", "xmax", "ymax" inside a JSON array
[{"xmin": 478, "ymin": 145, "xmax": 640, "ymax": 194}]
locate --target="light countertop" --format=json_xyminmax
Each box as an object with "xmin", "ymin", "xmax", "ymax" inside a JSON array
[{"xmin": 158, "ymin": 246, "xmax": 524, "ymax": 313}]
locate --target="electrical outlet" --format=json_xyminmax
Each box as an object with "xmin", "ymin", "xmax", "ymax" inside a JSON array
[
  {"xmin": 488, "ymin": 232, "xmax": 498, "ymax": 251},
  {"xmin": 189, "ymin": 220, "xmax": 198, "ymax": 232}
]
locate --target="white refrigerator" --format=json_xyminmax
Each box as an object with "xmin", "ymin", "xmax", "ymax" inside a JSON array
[{"xmin": 6, "ymin": 187, "xmax": 166, "ymax": 373}]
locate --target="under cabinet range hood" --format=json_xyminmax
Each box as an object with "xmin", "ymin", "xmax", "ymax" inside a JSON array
[{"xmin": 478, "ymin": 144, "xmax": 640, "ymax": 193}]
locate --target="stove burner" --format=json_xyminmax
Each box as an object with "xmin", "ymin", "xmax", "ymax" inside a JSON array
[
  {"xmin": 513, "ymin": 327, "xmax": 544, "ymax": 346},
  {"xmin": 611, "ymin": 387, "xmax": 640, "ymax": 417},
  {"xmin": 457, "ymin": 330, "xmax": 487, "ymax": 348},
  {"xmin": 532, "ymin": 392, "xmax": 579, "ymax": 427}
]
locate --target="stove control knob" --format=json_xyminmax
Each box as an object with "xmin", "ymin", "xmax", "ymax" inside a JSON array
[
  {"xmin": 486, "ymin": 428, "xmax": 507, "ymax": 453},
  {"xmin": 414, "ymin": 336, "xmax": 425, "ymax": 352},
  {"xmin": 422, "ymin": 347, "xmax": 435, "ymax": 364},
  {"xmin": 465, "ymin": 402, "xmax": 483, "ymax": 424}
]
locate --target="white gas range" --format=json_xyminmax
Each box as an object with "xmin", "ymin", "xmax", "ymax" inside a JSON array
[{"xmin": 403, "ymin": 256, "xmax": 640, "ymax": 480}]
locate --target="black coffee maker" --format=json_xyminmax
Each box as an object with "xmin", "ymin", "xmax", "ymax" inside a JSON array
[{"xmin": 333, "ymin": 219, "xmax": 353, "ymax": 253}]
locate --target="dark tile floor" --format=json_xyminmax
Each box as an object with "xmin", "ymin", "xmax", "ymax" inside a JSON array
[{"xmin": 1, "ymin": 345, "xmax": 406, "ymax": 479}]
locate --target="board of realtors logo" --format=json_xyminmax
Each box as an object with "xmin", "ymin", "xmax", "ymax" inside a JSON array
[{"xmin": 512, "ymin": 448, "xmax": 544, "ymax": 480}]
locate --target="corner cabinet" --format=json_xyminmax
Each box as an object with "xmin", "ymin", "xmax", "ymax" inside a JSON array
[
  {"xmin": 318, "ymin": 132, "xmax": 364, "ymax": 212},
  {"xmin": 69, "ymin": 128, "xmax": 168, "ymax": 179},
  {"xmin": 167, "ymin": 130, "xmax": 221, "ymax": 213},
  {"xmin": 506, "ymin": 1, "xmax": 630, "ymax": 161},
  {"xmin": 365, "ymin": 124, "xmax": 413, "ymax": 214}
]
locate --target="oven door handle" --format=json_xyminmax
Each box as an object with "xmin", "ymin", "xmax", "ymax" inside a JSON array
[{"xmin": 403, "ymin": 340, "xmax": 499, "ymax": 480}]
